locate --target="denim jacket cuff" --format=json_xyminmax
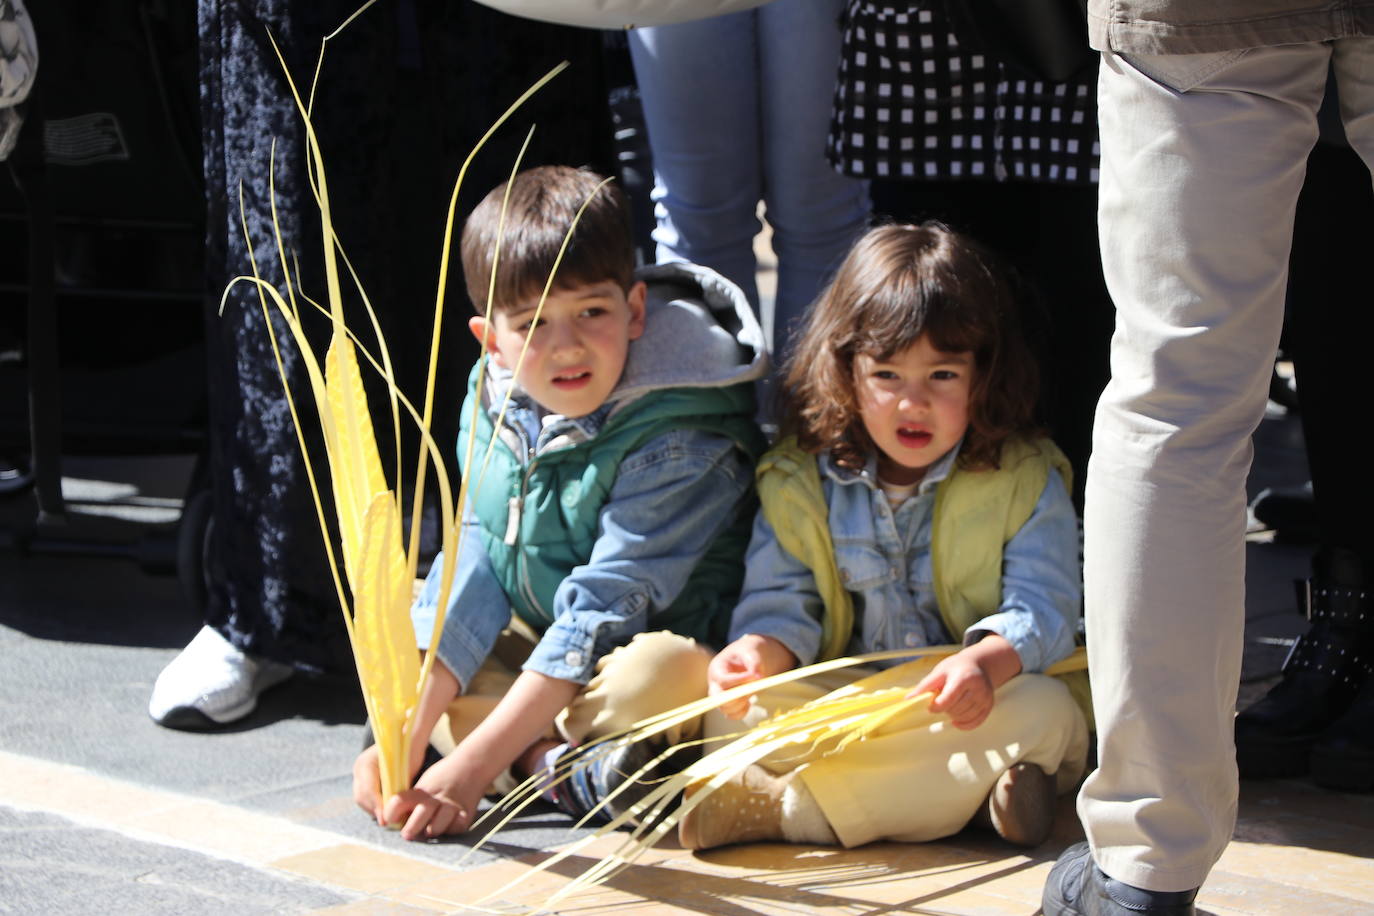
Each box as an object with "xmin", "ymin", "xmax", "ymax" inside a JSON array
[
  {"xmin": 523, "ymin": 620, "xmax": 601, "ymax": 685},
  {"xmin": 964, "ymin": 613, "xmax": 1040, "ymax": 673},
  {"xmin": 432, "ymin": 616, "xmax": 498, "ymax": 693}
]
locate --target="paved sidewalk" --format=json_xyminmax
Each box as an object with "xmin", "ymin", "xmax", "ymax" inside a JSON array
[{"xmin": 3, "ymin": 406, "xmax": 1372, "ymax": 914}]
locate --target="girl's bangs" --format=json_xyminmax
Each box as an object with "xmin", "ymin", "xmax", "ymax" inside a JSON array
[{"xmin": 856, "ymin": 286, "xmax": 989, "ymax": 362}]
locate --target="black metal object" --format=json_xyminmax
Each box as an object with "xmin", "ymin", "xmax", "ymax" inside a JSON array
[{"xmin": 0, "ymin": 0, "xmax": 209, "ymax": 601}]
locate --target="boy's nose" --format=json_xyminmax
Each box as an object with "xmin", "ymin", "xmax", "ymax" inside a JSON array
[{"xmin": 549, "ymin": 323, "xmax": 583, "ymax": 353}]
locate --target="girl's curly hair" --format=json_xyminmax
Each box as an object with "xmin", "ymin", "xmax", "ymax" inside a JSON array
[{"xmin": 778, "ymin": 221, "xmax": 1040, "ymax": 472}]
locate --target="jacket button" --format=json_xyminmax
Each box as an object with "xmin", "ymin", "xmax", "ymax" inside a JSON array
[
  {"xmin": 564, "ymin": 650, "xmax": 583, "ymax": 667},
  {"xmin": 905, "ymin": 633, "xmax": 920, "ymax": 647}
]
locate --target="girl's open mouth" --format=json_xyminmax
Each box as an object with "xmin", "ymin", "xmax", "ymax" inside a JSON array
[{"xmin": 896, "ymin": 427, "xmax": 933, "ymax": 448}]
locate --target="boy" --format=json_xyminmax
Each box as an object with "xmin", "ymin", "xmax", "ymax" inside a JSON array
[{"xmin": 352, "ymin": 165, "xmax": 768, "ymax": 839}]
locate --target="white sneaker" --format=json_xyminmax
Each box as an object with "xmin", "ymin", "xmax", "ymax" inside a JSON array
[{"xmin": 148, "ymin": 625, "xmax": 294, "ymax": 729}]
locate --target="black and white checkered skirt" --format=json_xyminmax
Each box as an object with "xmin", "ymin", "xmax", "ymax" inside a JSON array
[{"xmin": 828, "ymin": 1, "xmax": 1100, "ymax": 185}]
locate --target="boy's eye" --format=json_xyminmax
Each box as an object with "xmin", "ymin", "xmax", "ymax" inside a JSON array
[{"xmin": 580, "ymin": 306, "xmax": 607, "ymax": 319}]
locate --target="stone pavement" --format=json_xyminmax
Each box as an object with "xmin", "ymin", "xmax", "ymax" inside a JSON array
[{"xmin": 2, "ymin": 402, "xmax": 1372, "ymax": 914}]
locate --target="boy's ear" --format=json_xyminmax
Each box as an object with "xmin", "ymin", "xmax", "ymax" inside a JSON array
[
  {"xmin": 468, "ymin": 315, "xmax": 508, "ymax": 368},
  {"xmin": 626, "ymin": 281, "xmax": 647, "ymax": 340}
]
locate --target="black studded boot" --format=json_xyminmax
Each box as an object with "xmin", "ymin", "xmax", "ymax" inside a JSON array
[
  {"xmin": 1311, "ymin": 674, "xmax": 1374, "ymax": 791},
  {"xmin": 1234, "ymin": 548, "xmax": 1374, "ymax": 779}
]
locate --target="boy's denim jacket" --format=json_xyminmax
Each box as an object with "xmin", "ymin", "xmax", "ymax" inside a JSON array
[
  {"xmin": 413, "ymin": 263, "xmax": 769, "ymax": 690},
  {"xmin": 729, "ymin": 442, "xmax": 1081, "ymax": 674}
]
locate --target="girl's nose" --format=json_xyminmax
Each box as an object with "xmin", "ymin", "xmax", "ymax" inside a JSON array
[{"xmin": 900, "ymin": 383, "xmax": 930, "ymax": 409}]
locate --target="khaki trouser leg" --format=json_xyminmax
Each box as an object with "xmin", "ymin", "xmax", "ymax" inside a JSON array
[{"xmin": 1084, "ymin": 42, "xmax": 1329, "ymax": 891}]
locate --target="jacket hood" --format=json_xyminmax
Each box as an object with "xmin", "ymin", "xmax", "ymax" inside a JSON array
[
  {"xmin": 608, "ymin": 261, "xmax": 769, "ymax": 406},
  {"xmin": 478, "ymin": 261, "xmax": 769, "ymax": 427}
]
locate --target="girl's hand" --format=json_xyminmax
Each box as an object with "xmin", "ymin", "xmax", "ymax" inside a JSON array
[
  {"xmin": 708, "ymin": 633, "xmax": 798, "ymax": 719},
  {"xmin": 909, "ymin": 635, "xmax": 1023, "ymax": 731},
  {"xmin": 911, "ymin": 653, "xmax": 996, "ymax": 729},
  {"xmin": 381, "ymin": 749, "xmax": 485, "ymax": 840}
]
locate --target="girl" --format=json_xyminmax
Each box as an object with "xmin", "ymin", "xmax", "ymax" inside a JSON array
[{"xmin": 678, "ymin": 223, "xmax": 1091, "ymax": 851}]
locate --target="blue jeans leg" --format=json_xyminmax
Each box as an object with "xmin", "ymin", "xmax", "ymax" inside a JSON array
[{"xmin": 629, "ymin": 0, "xmax": 869, "ymax": 362}]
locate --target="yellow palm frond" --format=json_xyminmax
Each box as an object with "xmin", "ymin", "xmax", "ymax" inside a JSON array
[
  {"xmin": 353, "ymin": 492, "xmax": 420, "ymax": 800},
  {"xmin": 224, "ymin": 4, "xmax": 567, "ymax": 811},
  {"xmin": 324, "ymin": 336, "xmax": 390, "ymax": 583},
  {"xmin": 470, "ymin": 647, "xmax": 1089, "ymax": 907}
]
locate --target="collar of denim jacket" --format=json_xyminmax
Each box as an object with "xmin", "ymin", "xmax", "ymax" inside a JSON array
[{"xmin": 818, "ymin": 437, "xmax": 965, "ymax": 496}]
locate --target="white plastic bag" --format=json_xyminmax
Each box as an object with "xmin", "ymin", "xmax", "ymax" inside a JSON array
[
  {"xmin": 470, "ymin": 0, "xmax": 776, "ymax": 29},
  {"xmin": 1, "ymin": 0, "xmax": 38, "ymax": 160}
]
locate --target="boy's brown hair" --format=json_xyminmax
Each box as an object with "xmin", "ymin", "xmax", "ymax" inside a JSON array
[
  {"xmin": 781, "ymin": 221, "xmax": 1040, "ymax": 472},
  {"xmin": 460, "ymin": 165, "xmax": 636, "ymax": 314}
]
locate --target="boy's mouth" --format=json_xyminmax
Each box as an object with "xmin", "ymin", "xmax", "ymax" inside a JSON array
[
  {"xmin": 895, "ymin": 426, "xmax": 933, "ymax": 448},
  {"xmin": 551, "ymin": 369, "xmax": 592, "ymax": 390}
]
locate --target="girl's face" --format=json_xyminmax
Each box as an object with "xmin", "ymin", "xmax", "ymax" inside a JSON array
[{"xmin": 853, "ymin": 335, "xmax": 973, "ymax": 486}]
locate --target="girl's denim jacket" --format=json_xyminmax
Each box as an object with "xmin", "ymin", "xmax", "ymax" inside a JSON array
[{"xmin": 729, "ymin": 442, "xmax": 1081, "ymax": 673}]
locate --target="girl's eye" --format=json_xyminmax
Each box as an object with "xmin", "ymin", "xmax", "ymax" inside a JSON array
[
  {"xmin": 931, "ymin": 369, "xmax": 959, "ymax": 381},
  {"xmin": 873, "ymin": 369, "xmax": 899, "ymax": 381}
]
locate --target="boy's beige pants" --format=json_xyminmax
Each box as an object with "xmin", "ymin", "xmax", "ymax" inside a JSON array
[
  {"xmin": 430, "ymin": 625, "xmax": 711, "ymax": 793},
  {"xmin": 706, "ymin": 659, "xmax": 1090, "ymax": 848}
]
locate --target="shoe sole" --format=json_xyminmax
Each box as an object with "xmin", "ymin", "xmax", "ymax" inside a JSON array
[
  {"xmin": 149, "ymin": 666, "xmax": 292, "ymax": 731},
  {"xmin": 152, "ymin": 702, "xmax": 253, "ymax": 731}
]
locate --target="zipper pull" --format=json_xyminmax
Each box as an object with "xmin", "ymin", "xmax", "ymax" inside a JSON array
[{"xmin": 503, "ymin": 496, "xmax": 522, "ymax": 546}]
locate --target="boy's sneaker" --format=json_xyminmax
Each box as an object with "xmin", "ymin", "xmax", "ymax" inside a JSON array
[
  {"xmin": 148, "ymin": 625, "xmax": 294, "ymax": 730},
  {"xmin": 549, "ymin": 736, "xmax": 685, "ymax": 827},
  {"xmin": 1043, "ymin": 842, "xmax": 1197, "ymax": 915}
]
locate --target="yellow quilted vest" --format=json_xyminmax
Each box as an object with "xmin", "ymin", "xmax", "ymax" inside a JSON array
[{"xmin": 755, "ymin": 436, "xmax": 1093, "ymax": 728}]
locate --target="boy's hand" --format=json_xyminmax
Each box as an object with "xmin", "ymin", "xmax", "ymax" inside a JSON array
[
  {"xmin": 380, "ymin": 749, "xmax": 486, "ymax": 840},
  {"xmin": 909, "ymin": 634, "xmax": 1023, "ymax": 731},
  {"xmin": 708, "ymin": 633, "xmax": 798, "ymax": 719},
  {"xmin": 352, "ymin": 745, "xmax": 384, "ymax": 821}
]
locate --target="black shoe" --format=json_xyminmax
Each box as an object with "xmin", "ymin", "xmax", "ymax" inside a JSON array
[
  {"xmin": 1235, "ymin": 554, "xmax": 1374, "ymax": 778},
  {"xmin": 1249, "ymin": 481, "xmax": 1316, "ymax": 542},
  {"xmin": 1311, "ymin": 676, "xmax": 1374, "ymax": 792},
  {"xmin": 549, "ymin": 736, "xmax": 694, "ymax": 827},
  {"xmin": 1043, "ymin": 842, "xmax": 1198, "ymax": 916},
  {"xmin": 0, "ymin": 455, "xmax": 31, "ymax": 494}
]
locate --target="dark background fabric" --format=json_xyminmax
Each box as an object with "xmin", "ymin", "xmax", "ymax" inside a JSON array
[{"xmin": 199, "ymin": 0, "xmax": 614, "ymax": 671}]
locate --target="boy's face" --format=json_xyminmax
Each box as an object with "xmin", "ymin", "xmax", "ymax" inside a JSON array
[
  {"xmin": 469, "ymin": 280, "xmax": 647, "ymax": 418},
  {"xmin": 853, "ymin": 334, "xmax": 973, "ymax": 487}
]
